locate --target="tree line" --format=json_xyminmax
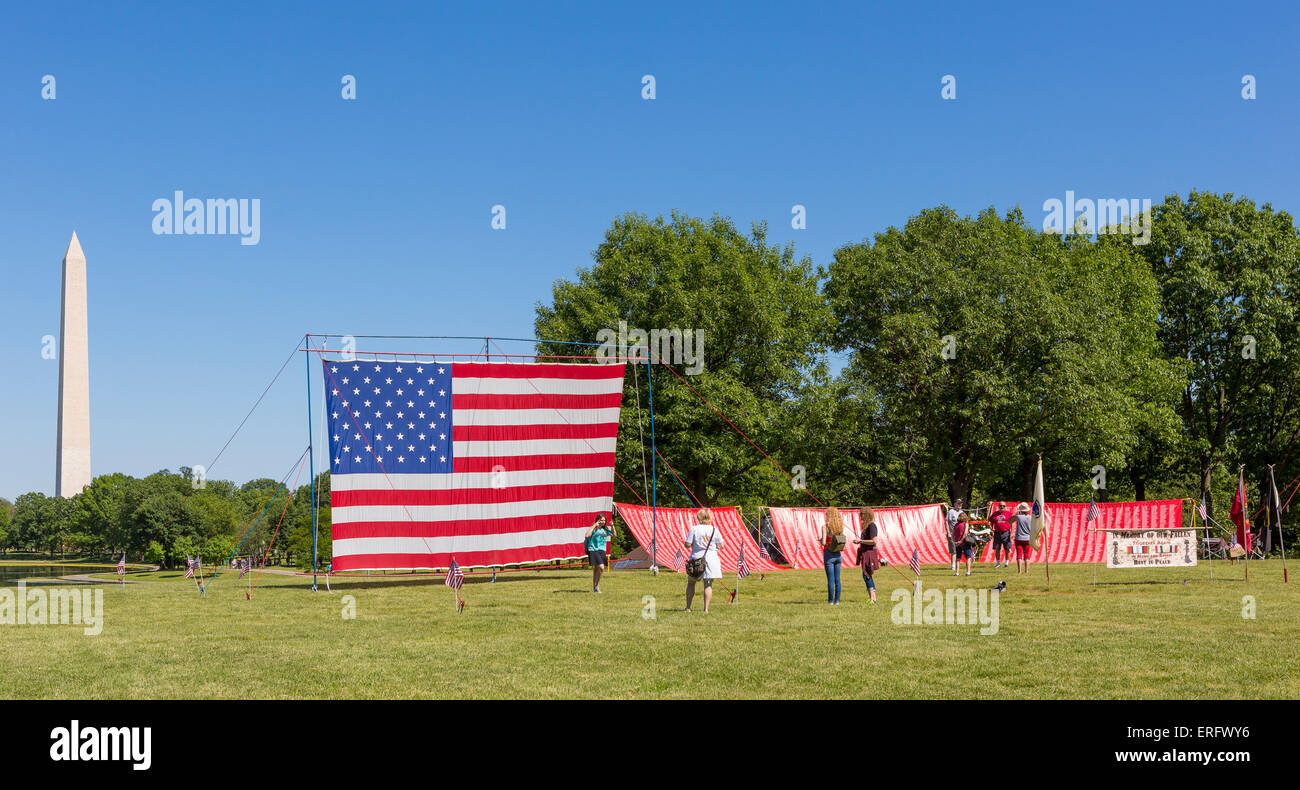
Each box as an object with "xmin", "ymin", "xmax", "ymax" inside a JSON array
[
  {"xmin": 0, "ymin": 469, "xmax": 331, "ymax": 568},
  {"xmin": 536, "ymin": 190, "xmax": 1299, "ymax": 551},
  {"xmin": 3, "ymin": 189, "xmax": 1295, "ymax": 561}
]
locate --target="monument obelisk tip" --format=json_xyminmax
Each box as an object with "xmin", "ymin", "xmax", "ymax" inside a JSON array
[{"xmin": 64, "ymin": 231, "xmax": 85, "ymax": 263}]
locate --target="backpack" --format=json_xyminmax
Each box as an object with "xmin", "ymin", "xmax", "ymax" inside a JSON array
[{"xmin": 827, "ymin": 531, "xmax": 847, "ymax": 553}]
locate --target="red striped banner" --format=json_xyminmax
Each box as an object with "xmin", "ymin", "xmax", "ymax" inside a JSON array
[
  {"xmin": 768, "ymin": 506, "xmax": 948, "ymax": 568},
  {"xmin": 615, "ymin": 503, "xmax": 783, "ymax": 573},
  {"xmin": 980, "ymin": 499, "xmax": 1184, "ymax": 563}
]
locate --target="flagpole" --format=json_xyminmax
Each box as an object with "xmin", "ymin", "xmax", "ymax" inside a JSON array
[
  {"xmin": 1271, "ymin": 465, "xmax": 1288, "ymax": 583},
  {"xmin": 1038, "ymin": 455, "xmax": 1049, "ymax": 588},
  {"xmin": 646, "ymin": 354, "xmax": 658, "ymax": 573},
  {"xmin": 306, "ymin": 336, "xmax": 318, "ymax": 593},
  {"xmin": 1240, "ymin": 465, "xmax": 1249, "ymax": 583},
  {"xmin": 735, "ymin": 547, "xmax": 742, "ymax": 604},
  {"xmin": 1201, "ymin": 499, "xmax": 1213, "ymax": 582},
  {"xmin": 1091, "ymin": 504, "xmax": 1099, "ymax": 588}
]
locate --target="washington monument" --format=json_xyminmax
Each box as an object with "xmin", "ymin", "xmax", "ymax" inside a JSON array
[{"xmin": 56, "ymin": 231, "xmax": 91, "ymax": 497}]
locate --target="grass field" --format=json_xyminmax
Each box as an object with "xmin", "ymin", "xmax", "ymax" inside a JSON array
[{"xmin": 3, "ymin": 560, "xmax": 1297, "ymax": 699}]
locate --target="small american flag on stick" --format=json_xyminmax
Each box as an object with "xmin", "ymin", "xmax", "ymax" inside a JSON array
[
  {"xmin": 184, "ymin": 556, "xmax": 196, "ymax": 579},
  {"xmin": 909, "ymin": 548, "xmax": 921, "ymax": 578},
  {"xmin": 737, "ymin": 545, "xmax": 750, "ymax": 579},
  {"xmin": 445, "ymin": 558, "xmax": 465, "ymax": 591},
  {"xmin": 116, "ymin": 555, "xmax": 126, "ymax": 576},
  {"xmin": 238, "ymin": 558, "xmax": 250, "ymax": 578},
  {"xmin": 1198, "ymin": 499, "xmax": 1208, "ymax": 522},
  {"xmin": 1086, "ymin": 496, "xmax": 1100, "ymax": 523}
]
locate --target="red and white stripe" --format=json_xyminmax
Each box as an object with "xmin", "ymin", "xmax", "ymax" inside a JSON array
[
  {"xmin": 978, "ymin": 499, "xmax": 1183, "ymax": 564},
  {"xmin": 768, "ymin": 506, "xmax": 948, "ymax": 568},
  {"xmin": 331, "ymin": 362, "xmax": 626, "ymax": 571},
  {"xmin": 615, "ymin": 503, "xmax": 783, "ymax": 573}
]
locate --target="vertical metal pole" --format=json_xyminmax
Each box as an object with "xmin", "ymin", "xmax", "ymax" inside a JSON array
[
  {"xmin": 1272, "ymin": 465, "xmax": 1288, "ymax": 582},
  {"xmin": 646, "ymin": 351, "xmax": 658, "ymax": 571},
  {"xmin": 307, "ymin": 334, "xmax": 318, "ymax": 592}
]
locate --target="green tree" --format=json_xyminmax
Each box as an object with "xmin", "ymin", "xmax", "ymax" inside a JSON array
[
  {"xmin": 73, "ymin": 473, "xmax": 143, "ymax": 557},
  {"xmin": 825, "ymin": 206, "xmax": 1180, "ymax": 505},
  {"xmin": 289, "ymin": 474, "xmax": 332, "ymax": 570},
  {"xmin": 0, "ymin": 497, "xmax": 12, "ymax": 553},
  {"xmin": 1135, "ymin": 191, "xmax": 1300, "ymax": 519},
  {"xmin": 12, "ymin": 492, "xmax": 74, "ymax": 557},
  {"xmin": 133, "ymin": 488, "xmax": 202, "ymax": 567},
  {"xmin": 535, "ymin": 210, "xmax": 830, "ymax": 508}
]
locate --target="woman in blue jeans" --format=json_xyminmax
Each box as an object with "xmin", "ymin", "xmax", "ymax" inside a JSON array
[{"xmin": 822, "ymin": 507, "xmax": 846, "ymax": 604}]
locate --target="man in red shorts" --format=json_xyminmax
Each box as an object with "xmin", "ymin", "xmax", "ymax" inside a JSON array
[
  {"xmin": 989, "ymin": 503, "xmax": 1013, "ymax": 569},
  {"xmin": 1013, "ymin": 502, "xmax": 1033, "ymax": 573}
]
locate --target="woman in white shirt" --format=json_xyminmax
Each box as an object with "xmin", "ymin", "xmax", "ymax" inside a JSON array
[{"xmin": 683, "ymin": 508, "xmax": 725, "ymax": 613}]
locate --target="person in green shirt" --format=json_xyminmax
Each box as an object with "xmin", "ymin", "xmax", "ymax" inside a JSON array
[{"xmin": 585, "ymin": 514, "xmax": 615, "ymax": 593}]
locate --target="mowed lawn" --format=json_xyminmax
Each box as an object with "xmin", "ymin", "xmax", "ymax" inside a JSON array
[{"xmin": 3, "ymin": 560, "xmax": 1297, "ymax": 699}]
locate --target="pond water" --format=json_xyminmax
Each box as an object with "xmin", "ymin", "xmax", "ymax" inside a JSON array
[{"xmin": 0, "ymin": 564, "xmax": 116, "ymax": 585}]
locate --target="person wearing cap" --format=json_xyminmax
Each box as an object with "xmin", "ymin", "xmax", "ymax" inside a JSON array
[{"xmin": 1013, "ymin": 503, "xmax": 1033, "ymax": 573}]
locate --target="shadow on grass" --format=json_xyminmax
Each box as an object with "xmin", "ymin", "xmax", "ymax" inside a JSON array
[
  {"xmin": 1092, "ymin": 579, "xmax": 1214, "ymax": 586},
  {"xmin": 282, "ymin": 574, "xmax": 588, "ymax": 592}
]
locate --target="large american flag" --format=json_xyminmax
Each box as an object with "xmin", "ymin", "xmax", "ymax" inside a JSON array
[{"xmin": 323, "ymin": 359, "xmax": 626, "ymax": 571}]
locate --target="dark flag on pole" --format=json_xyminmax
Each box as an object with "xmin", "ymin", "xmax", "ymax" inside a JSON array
[{"xmin": 1230, "ymin": 473, "xmax": 1250, "ymax": 553}]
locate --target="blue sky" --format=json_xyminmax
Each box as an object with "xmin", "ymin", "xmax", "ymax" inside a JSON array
[{"xmin": 2, "ymin": 1, "xmax": 1297, "ymax": 499}]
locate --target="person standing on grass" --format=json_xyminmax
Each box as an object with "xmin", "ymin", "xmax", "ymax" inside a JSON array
[
  {"xmin": 684, "ymin": 508, "xmax": 724, "ymax": 612},
  {"xmin": 953, "ymin": 511, "xmax": 973, "ymax": 576},
  {"xmin": 823, "ymin": 507, "xmax": 848, "ymax": 605},
  {"xmin": 945, "ymin": 499, "xmax": 964, "ymax": 572},
  {"xmin": 1013, "ymin": 502, "xmax": 1033, "ymax": 574},
  {"xmin": 989, "ymin": 502, "xmax": 1013, "ymax": 569},
  {"xmin": 854, "ymin": 507, "xmax": 880, "ymax": 604},
  {"xmin": 584, "ymin": 514, "xmax": 614, "ymax": 593}
]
